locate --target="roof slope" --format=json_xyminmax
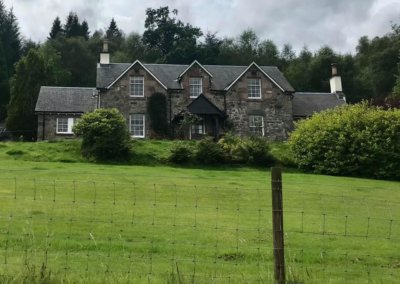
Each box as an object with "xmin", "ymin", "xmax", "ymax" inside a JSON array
[
  {"xmin": 35, "ymin": 86, "xmax": 98, "ymax": 113},
  {"xmin": 292, "ymin": 92, "xmax": 346, "ymax": 117},
  {"xmin": 97, "ymin": 62, "xmax": 294, "ymax": 92}
]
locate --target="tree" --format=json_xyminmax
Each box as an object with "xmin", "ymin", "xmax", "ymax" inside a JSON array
[
  {"xmin": 0, "ymin": 2, "xmax": 22, "ymax": 121},
  {"xmin": 147, "ymin": 92, "xmax": 169, "ymax": 137},
  {"xmin": 6, "ymin": 50, "xmax": 47, "ymax": 140},
  {"xmin": 64, "ymin": 12, "xmax": 81, "ymax": 38},
  {"xmin": 73, "ymin": 108, "xmax": 131, "ymax": 161},
  {"xmin": 198, "ymin": 32, "xmax": 222, "ymax": 64},
  {"xmin": 289, "ymin": 103, "xmax": 400, "ymax": 180},
  {"xmin": 80, "ymin": 20, "xmax": 90, "ymax": 40},
  {"xmin": 106, "ymin": 18, "xmax": 123, "ymax": 52},
  {"xmin": 142, "ymin": 6, "xmax": 202, "ymax": 63},
  {"xmin": 49, "ymin": 16, "xmax": 64, "ymax": 39}
]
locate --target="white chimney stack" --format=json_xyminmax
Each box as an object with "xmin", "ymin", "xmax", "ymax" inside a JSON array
[
  {"xmin": 100, "ymin": 39, "xmax": 110, "ymax": 65},
  {"xmin": 329, "ymin": 63, "xmax": 342, "ymax": 93}
]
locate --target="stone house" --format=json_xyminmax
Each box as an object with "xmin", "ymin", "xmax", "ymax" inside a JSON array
[{"xmin": 35, "ymin": 42, "xmax": 345, "ymax": 141}]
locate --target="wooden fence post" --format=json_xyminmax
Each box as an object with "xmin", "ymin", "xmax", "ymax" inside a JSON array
[{"xmin": 271, "ymin": 167, "xmax": 285, "ymax": 283}]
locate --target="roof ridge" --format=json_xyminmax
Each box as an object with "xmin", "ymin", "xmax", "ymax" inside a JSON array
[{"xmin": 42, "ymin": 86, "xmax": 96, "ymax": 89}]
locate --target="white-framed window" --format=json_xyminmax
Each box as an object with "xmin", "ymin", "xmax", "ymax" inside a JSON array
[
  {"xmin": 130, "ymin": 76, "xmax": 144, "ymax": 97},
  {"xmin": 189, "ymin": 77, "xmax": 202, "ymax": 98},
  {"xmin": 56, "ymin": 117, "xmax": 75, "ymax": 134},
  {"xmin": 129, "ymin": 114, "xmax": 145, "ymax": 138},
  {"xmin": 189, "ymin": 121, "xmax": 205, "ymax": 139},
  {"xmin": 191, "ymin": 122, "xmax": 204, "ymax": 135},
  {"xmin": 248, "ymin": 78, "xmax": 261, "ymax": 99},
  {"xmin": 249, "ymin": 115, "xmax": 264, "ymax": 136}
]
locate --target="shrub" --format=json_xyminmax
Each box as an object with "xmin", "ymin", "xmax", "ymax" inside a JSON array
[
  {"xmin": 147, "ymin": 92, "xmax": 169, "ymax": 138},
  {"xmin": 194, "ymin": 137, "xmax": 225, "ymax": 165},
  {"xmin": 218, "ymin": 133, "xmax": 249, "ymax": 164},
  {"xmin": 73, "ymin": 108, "xmax": 131, "ymax": 161},
  {"xmin": 245, "ymin": 136, "xmax": 275, "ymax": 166},
  {"xmin": 168, "ymin": 142, "xmax": 194, "ymax": 164},
  {"xmin": 289, "ymin": 103, "xmax": 400, "ymax": 180}
]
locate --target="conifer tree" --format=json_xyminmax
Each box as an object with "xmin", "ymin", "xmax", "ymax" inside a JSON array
[{"xmin": 49, "ymin": 16, "xmax": 64, "ymax": 39}]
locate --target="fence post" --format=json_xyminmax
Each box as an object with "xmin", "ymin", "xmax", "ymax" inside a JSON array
[{"xmin": 271, "ymin": 167, "xmax": 285, "ymax": 283}]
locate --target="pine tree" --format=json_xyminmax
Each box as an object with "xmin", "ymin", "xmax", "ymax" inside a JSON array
[
  {"xmin": 106, "ymin": 18, "xmax": 122, "ymax": 40},
  {"xmin": 49, "ymin": 16, "xmax": 64, "ymax": 39},
  {"xmin": 6, "ymin": 49, "xmax": 47, "ymax": 140},
  {"xmin": 0, "ymin": 1, "xmax": 22, "ymax": 121},
  {"xmin": 64, "ymin": 12, "xmax": 81, "ymax": 38},
  {"xmin": 80, "ymin": 20, "xmax": 90, "ymax": 40}
]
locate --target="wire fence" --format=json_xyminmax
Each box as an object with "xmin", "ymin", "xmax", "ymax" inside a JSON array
[{"xmin": 0, "ymin": 174, "xmax": 399, "ymax": 283}]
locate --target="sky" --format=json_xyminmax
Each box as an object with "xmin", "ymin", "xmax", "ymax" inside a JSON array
[{"xmin": 3, "ymin": 0, "xmax": 400, "ymax": 54}]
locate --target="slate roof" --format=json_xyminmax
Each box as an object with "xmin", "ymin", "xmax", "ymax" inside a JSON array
[
  {"xmin": 96, "ymin": 62, "xmax": 294, "ymax": 92},
  {"xmin": 35, "ymin": 86, "xmax": 98, "ymax": 113},
  {"xmin": 187, "ymin": 94, "xmax": 226, "ymax": 117},
  {"xmin": 292, "ymin": 92, "xmax": 346, "ymax": 117}
]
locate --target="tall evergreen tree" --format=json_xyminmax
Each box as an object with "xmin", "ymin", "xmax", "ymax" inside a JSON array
[
  {"xmin": 49, "ymin": 16, "xmax": 64, "ymax": 39},
  {"xmin": 64, "ymin": 12, "xmax": 81, "ymax": 38},
  {"xmin": 80, "ymin": 20, "xmax": 90, "ymax": 40},
  {"xmin": 6, "ymin": 50, "xmax": 47, "ymax": 140},
  {"xmin": 0, "ymin": 1, "xmax": 22, "ymax": 121},
  {"xmin": 106, "ymin": 18, "xmax": 123, "ymax": 52}
]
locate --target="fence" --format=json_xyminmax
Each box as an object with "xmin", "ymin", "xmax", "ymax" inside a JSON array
[{"xmin": 0, "ymin": 170, "xmax": 399, "ymax": 283}]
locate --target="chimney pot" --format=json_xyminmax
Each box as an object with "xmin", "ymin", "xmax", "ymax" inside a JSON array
[
  {"xmin": 103, "ymin": 39, "xmax": 109, "ymax": 53},
  {"xmin": 331, "ymin": 63, "xmax": 338, "ymax": 76}
]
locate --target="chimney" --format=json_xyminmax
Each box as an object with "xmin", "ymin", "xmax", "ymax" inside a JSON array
[
  {"xmin": 329, "ymin": 63, "xmax": 342, "ymax": 94},
  {"xmin": 99, "ymin": 39, "xmax": 110, "ymax": 65}
]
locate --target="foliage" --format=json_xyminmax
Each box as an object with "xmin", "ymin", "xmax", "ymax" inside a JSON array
[
  {"xmin": 289, "ymin": 103, "xmax": 400, "ymax": 180},
  {"xmin": 0, "ymin": 1, "xmax": 21, "ymax": 120},
  {"xmin": 147, "ymin": 92, "xmax": 169, "ymax": 137},
  {"xmin": 143, "ymin": 6, "xmax": 202, "ymax": 63},
  {"xmin": 194, "ymin": 136, "xmax": 225, "ymax": 165},
  {"xmin": 168, "ymin": 141, "xmax": 194, "ymax": 164},
  {"xmin": 73, "ymin": 108, "xmax": 131, "ymax": 161},
  {"xmin": 6, "ymin": 50, "xmax": 47, "ymax": 140},
  {"xmin": 175, "ymin": 111, "xmax": 203, "ymax": 139},
  {"xmin": 218, "ymin": 133, "xmax": 274, "ymax": 166},
  {"xmin": 49, "ymin": 16, "xmax": 63, "ymax": 39}
]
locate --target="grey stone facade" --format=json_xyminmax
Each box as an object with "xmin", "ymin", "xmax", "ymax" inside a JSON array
[
  {"xmin": 99, "ymin": 62, "xmax": 293, "ymax": 141},
  {"xmin": 37, "ymin": 113, "xmax": 81, "ymax": 141}
]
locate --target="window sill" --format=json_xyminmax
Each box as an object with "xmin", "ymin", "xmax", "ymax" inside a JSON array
[
  {"xmin": 131, "ymin": 135, "xmax": 145, "ymax": 138},
  {"xmin": 56, "ymin": 132, "xmax": 74, "ymax": 135},
  {"xmin": 130, "ymin": 96, "xmax": 145, "ymax": 99}
]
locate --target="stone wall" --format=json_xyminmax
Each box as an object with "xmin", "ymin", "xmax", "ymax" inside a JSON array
[
  {"xmin": 225, "ymin": 67, "xmax": 293, "ymax": 140},
  {"xmin": 37, "ymin": 113, "xmax": 80, "ymax": 141},
  {"xmin": 100, "ymin": 64, "xmax": 167, "ymax": 138},
  {"xmin": 100, "ymin": 63, "xmax": 293, "ymax": 141}
]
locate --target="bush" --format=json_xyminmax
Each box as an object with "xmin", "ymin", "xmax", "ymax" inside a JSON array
[
  {"xmin": 218, "ymin": 133, "xmax": 248, "ymax": 163},
  {"xmin": 168, "ymin": 142, "xmax": 194, "ymax": 164},
  {"xmin": 73, "ymin": 108, "xmax": 131, "ymax": 161},
  {"xmin": 245, "ymin": 136, "xmax": 275, "ymax": 166},
  {"xmin": 147, "ymin": 92, "xmax": 169, "ymax": 138},
  {"xmin": 289, "ymin": 103, "xmax": 400, "ymax": 180},
  {"xmin": 194, "ymin": 137, "xmax": 225, "ymax": 165}
]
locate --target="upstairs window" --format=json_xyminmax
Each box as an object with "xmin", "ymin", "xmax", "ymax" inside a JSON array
[
  {"xmin": 130, "ymin": 76, "xmax": 144, "ymax": 97},
  {"xmin": 248, "ymin": 78, "xmax": 261, "ymax": 99},
  {"xmin": 56, "ymin": 117, "xmax": 74, "ymax": 134},
  {"xmin": 190, "ymin": 77, "xmax": 202, "ymax": 98},
  {"xmin": 249, "ymin": 115, "xmax": 264, "ymax": 136},
  {"xmin": 130, "ymin": 114, "xmax": 145, "ymax": 138}
]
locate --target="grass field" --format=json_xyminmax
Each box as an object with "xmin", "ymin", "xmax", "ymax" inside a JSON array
[{"xmin": 0, "ymin": 141, "xmax": 399, "ymax": 283}]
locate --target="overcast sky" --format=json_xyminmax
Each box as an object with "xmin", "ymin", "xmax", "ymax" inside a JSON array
[{"xmin": 3, "ymin": 0, "xmax": 400, "ymax": 54}]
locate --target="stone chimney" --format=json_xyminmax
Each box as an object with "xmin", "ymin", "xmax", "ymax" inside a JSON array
[
  {"xmin": 99, "ymin": 39, "xmax": 110, "ymax": 65},
  {"xmin": 329, "ymin": 63, "xmax": 342, "ymax": 93},
  {"xmin": 329, "ymin": 63, "xmax": 345, "ymax": 100}
]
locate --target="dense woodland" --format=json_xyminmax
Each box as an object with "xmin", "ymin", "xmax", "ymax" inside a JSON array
[{"xmin": 0, "ymin": 2, "xmax": 400, "ymax": 139}]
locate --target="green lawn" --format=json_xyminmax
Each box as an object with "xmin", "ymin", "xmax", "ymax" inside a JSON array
[{"xmin": 0, "ymin": 142, "xmax": 399, "ymax": 283}]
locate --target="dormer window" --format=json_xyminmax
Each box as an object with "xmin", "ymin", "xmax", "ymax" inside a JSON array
[
  {"xmin": 130, "ymin": 76, "xmax": 144, "ymax": 97},
  {"xmin": 248, "ymin": 78, "xmax": 261, "ymax": 99},
  {"xmin": 190, "ymin": 77, "xmax": 202, "ymax": 98}
]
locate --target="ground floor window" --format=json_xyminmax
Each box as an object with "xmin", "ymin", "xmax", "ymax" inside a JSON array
[
  {"xmin": 130, "ymin": 114, "xmax": 145, "ymax": 138},
  {"xmin": 56, "ymin": 117, "xmax": 75, "ymax": 134},
  {"xmin": 249, "ymin": 115, "xmax": 264, "ymax": 136},
  {"xmin": 189, "ymin": 121, "xmax": 205, "ymax": 139}
]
